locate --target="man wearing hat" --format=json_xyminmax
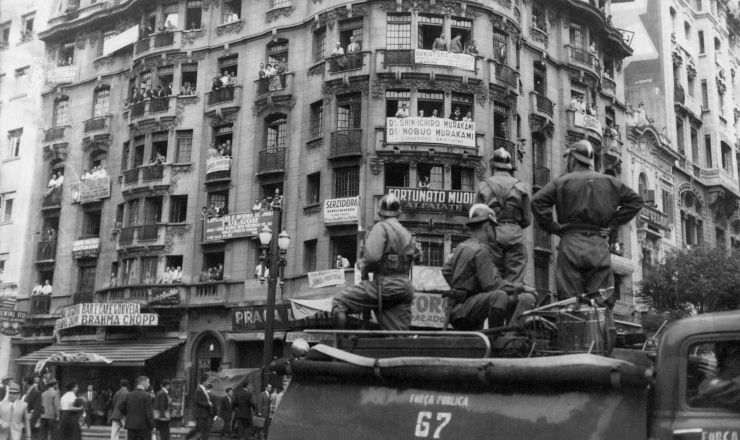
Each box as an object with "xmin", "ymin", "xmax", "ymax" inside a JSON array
[
  {"xmin": 532, "ymin": 139, "xmax": 642, "ymax": 301},
  {"xmin": 39, "ymin": 379, "xmax": 59, "ymax": 440},
  {"xmin": 442, "ymin": 204, "xmax": 537, "ymax": 329},
  {"xmin": 476, "ymin": 147, "xmax": 532, "ymax": 283},
  {"xmin": 332, "ymin": 194, "xmax": 421, "ymax": 330},
  {"xmin": 0, "ymin": 382, "xmax": 31, "ymax": 440}
]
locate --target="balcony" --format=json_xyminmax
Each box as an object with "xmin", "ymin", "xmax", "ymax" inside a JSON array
[
  {"xmin": 381, "ymin": 49, "xmax": 477, "ymax": 72},
  {"xmin": 141, "ymin": 164, "xmax": 164, "ymax": 181},
  {"xmin": 99, "ymin": 281, "xmax": 247, "ymax": 307},
  {"xmin": 116, "ymin": 224, "xmax": 177, "ymax": 249},
  {"xmin": 327, "ymin": 52, "xmax": 368, "ymax": 74},
  {"xmin": 149, "ymin": 97, "xmax": 170, "ymax": 113},
  {"xmin": 121, "ymin": 164, "xmax": 181, "ymax": 191},
  {"xmin": 605, "ymin": 136, "xmax": 622, "ymax": 157},
  {"xmin": 533, "ymin": 164, "xmax": 551, "ymax": 190},
  {"xmin": 71, "ymin": 176, "xmax": 111, "ymax": 203},
  {"xmin": 257, "ymin": 148, "xmax": 287, "ymax": 175},
  {"xmin": 129, "ymin": 102, "xmax": 146, "ymax": 118},
  {"xmin": 135, "ymin": 37, "xmax": 150, "ymax": 54},
  {"xmin": 30, "ymin": 295, "xmax": 51, "ymax": 315},
  {"xmin": 534, "ymin": 228, "xmax": 552, "ymax": 252},
  {"xmin": 329, "ymin": 129, "xmax": 363, "ymax": 159},
  {"xmin": 73, "ymin": 292, "xmax": 94, "ymax": 305},
  {"xmin": 601, "ymin": 76, "xmax": 617, "ymax": 97},
  {"xmin": 154, "ymin": 31, "xmax": 175, "ymax": 48},
  {"xmin": 123, "ymin": 168, "xmax": 139, "ymax": 185},
  {"xmin": 256, "ymin": 74, "xmax": 287, "ymax": 95},
  {"xmin": 127, "ymin": 97, "xmax": 177, "ymax": 123},
  {"xmin": 205, "ymin": 157, "xmax": 232, "ymax": 183},
  {"xmin": 568, "ymin": 110, "xmax": 603, "ymax": 139},
  {"xmin": 566, "ymin": 45, "xmax": 600, "ymax": 77},
  {"xmin": 42, "ymin": 188, "xmax": 63, "ymax": 209},
  {"xmin": 44, "ymin": 126, "xmax": 67, "ymax": 142},
  {"xmin": 118, "ymin": 227, "xmax": 136, "ymax": 246},
  {"xmin": 36, "ymin": 240, "xmax": 57, "ymax": 263},
  {"xmin": 207, "ymin": 86, "xmax": 237, "ymax": 106},
  {"xmin": 530, "ymin": 92, "xmax": 554, "ymax": 118},
  {"xmin": 700, "ymin": 168, "xmax": 740, "ymax": 196},
  {"xmin": 83, "ymin": 116, "xmax": 110, "ymax": 133},
  {"xmin": 492, "ymin": 62, "xmax": 518, "ymax": 88}
]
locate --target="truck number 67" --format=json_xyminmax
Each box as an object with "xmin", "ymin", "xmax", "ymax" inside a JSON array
[{"xmin": 414, "ymin": 411, "xmax": 452, "ymax": 439}]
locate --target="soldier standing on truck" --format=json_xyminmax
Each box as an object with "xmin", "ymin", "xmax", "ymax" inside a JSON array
[
  {"xmin": 332, "ymin": 194, "xmax": 421, "ymax": 330},
  {"xmin": 531, "ymin": 140, "xmax": 643, "ymax": 301},
  {"xmin": 476, "ymin": 148, "xmax": 532, "ymax": 283},
  {"xmin": 442, "ymin": 204, "xmax": 537, "ymax": 330}
]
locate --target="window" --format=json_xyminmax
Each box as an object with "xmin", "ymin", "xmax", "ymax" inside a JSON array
[
  {"xmin": 304, "ymin": 239, "xmax": 317, "ymax": 272},
  {"xmin": 699, "ymin": 30, "xmax": 705, "ymax": 53},
  {"xmin": 165, "ymin": 255, "xmax": 183, "ymax": 273},
  {"xmin": 169, "ymin": 195, "xmax": 188, "ymax": 222},
  {"xmin": 1, "ymin": 26, "xmax": 9, "ymax": 48},
  {"xmin": 265, "ymin": 115, "xmax": 287, "ymax": 151},
  {"xmin": 175, "ymin": 130, "xmax": 192, "ymax": 163},
  {"xmin": 312, "ymin": 27, "xmax": 326, "ymax": 62},
  {"xmin": 721, "ymin": 142, "xmax": 732, "ymax": 172},
  {"xmin": 386, "ymin": 14, "xmax": 412, "ymax": 50},
  {"xmin": 89, "ymin": 149, "xmax": 105, "ymax": 169},
  {"xmin": 93, "ymin": 87, "xmax": 110, "ymax": 117},
  {"xmin": 686, "ymin": 340, "xmax": 740, "ymax": 410},
  {"xmin": 218, "ymin": 55, "xmax": 238, "ymax": 78},
  {"xmin": 0, "ymin": 255, "xmax": 6, "ymax": 282},
  {"xmin": 451, "ymin": 92, "xmax": 474, "ymax": 119},
  {"xmin": 270, "ymin": 0, "xmax": 291, "ymax": 8},
  {"xmin": 569, "ymin": 22, "xmax": 585, "ymax": 48},
  {"xmin": 334, "ymin": 166, "xmax": 359, "ymax": 197},
  {"xmin": 21, "ymin": 14, "xmax": 34, "ymax": 40},
  {"xmin": 696, "ymin": 0, "xmax": 702, "ymax": 10},
  {"xmin": 384, "ymin": 163, "xmax": 409, "ymax": 187},
  {"xmin": 330, "ymin": 236, "xmax": 356, "ymax": 267},
  {"xmin": 676, "ymin": 118, "xmax": 685, "ymax": 154},
  {"xmin": 492, "ymin": 30, "xmax": 508, "ymax": 64},
  {"xmin": 532, "ymin": 2, "xmax": 546, "ymax": 30},
  {"xmin": 267, "ymin": 40, "xmax": 289, "ymax": 66},
  {"xmin": 416, "ymin": 90, "xmax": 444, "ymax": 117},
  {"xmin": 1, "ymin": 193, "xmax": 14, "ymax": 222},
  {"xmin": 451, "ymin": 167, "xmax": 474, "ymax": 191},
  {"xmin": 53, "ymin": 98, "xmax": 70, "ymax": 127},
  {"xmin": 121, "ymin": 141, "xmax": 130, "ymax": 170},
  {"xmin": 716, "ymin": 227, "xmax": 726, "ymax": 248},
  {"xmin": 310, "ymin": 100, "xmax": 323, "ymax": 138},
  {"xmin": 181, "ymin": 63, "xmax": 198, "ymax": 91},
  {"xmin": 450, "ymin": 17, "xmax": 472, "ymax": 51},
  {"xmin": 120, "ymin": 258, "xmax": 137, "ymax": 286},
  {"xmin": 705, "ymin": 135, "xmax": 713, "ymax": 167},
  {"xmin": 638, "ymin": 173, "xmax": 649, "ymax": 200},
  {"xmin": 156, "ymin": 65, "xmax": 174, "ymax": 90},
  {"xmin": 662, "ymin": 190, "xmax": 674, "ymax": 223},
  {"xmin": 417, "ymin": 164, "xmax": 444, "ymax": 189},
  {"xmin": 307, "ymin": 172, "xmax": 320, "ymax": 205},
  {"xmin": 207, "ymin": 191, "xmax": 229, "ymax": 212},
  {"xmin": 82, "ymin": 210, "xmax": 101, "ymax": 238},
  {"xmin": 59, "ymin": 42, "xmax": 74, "ymax": 66},
  {"xmin": 7, "ymin": 129, "xmax": 21, "ymax": 159},
  {"xmin": 213, "ymin": 124, "xmax": 233, "ymax": 153},
  {"xmin": 385, "ymin": 90, "xmax": 410, "ymax": 117},
  {"xmin": 141, "ymin": 256, "xmax": 158, "ymax": 284},
  {"xmin": 115, "ymin": 203, "xmax": 124, "ymax": 229},
  {"xmin": 337, "ymin": 93, "xmax": 361, "ymax": 130},
  {"xmin": 533, "ymin": 62, "xmax": 546, "ymax": 95},
  {"xmin": 185, "ymin": 0, "xmax": 203, "ymax": 30},
  {"xmin": 221, "ymin": 0, "xmax": 241, "ymax": 23},
  {"xmin": 701, "ymin": 79, "xmax": 708, "ymax": 109},
  {"xmin": 339, "ymin": 18, "xmax": 363, "ymax": 51},
  {"xmin": 691, "ymin": 128, "xmax": 699, "ymax": 163},
  {"xmin": 202, "ymin": 251, "xmax": 224, "ymax": 280},
  {"xmin": 14, "ymin": 66, "xmax": 28, "ymax": 79},
  {"xmin": 687, "ymin": 71, "xmax": 695, "ymax": 97},
  {"xmin": 684, "ymin": 22, "xmax": 691, "ymax": 41},
  {"xmin": 144, "ymin": 197, "xmax": 163, "ymax": 224},
  {"xmin": 417, "ymin": 14, "xmax": 444, "ymax": 49},
  {"xmin": 77, "ymin": 265, "xmax": 97, "ymax": 294},
  {"xmin": 151, "ymin": 131, "xmax": 169, "ymax": 162},
  {"xmin": 418, "ymin": 235, "xmax": 444, "ymax": 267}
]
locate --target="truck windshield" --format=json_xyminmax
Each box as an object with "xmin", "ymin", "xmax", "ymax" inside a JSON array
[{"xmin": 686, "ymin": 340, "xmax": 740, "ymax": 411}]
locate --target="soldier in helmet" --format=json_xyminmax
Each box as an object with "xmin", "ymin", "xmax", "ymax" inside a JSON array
[
  {"xmin": 332, "ymin": 194, "xmax": 421, "ymax": 330},
  {"xmin": 476, "ymin": 147, "xmax": 532, "ymax": 283},
  {"xmin": 442, "ymin": 204, "xmax": 537, "ymax": 330},
  {"xmin": 531, "ymin": 140, "xmax": 643, "ymax": 301}
]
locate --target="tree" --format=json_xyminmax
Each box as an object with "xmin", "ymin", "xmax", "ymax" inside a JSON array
[{"xmin": 640, "ymin": 246, "xmax": 740, "ymax": 318}]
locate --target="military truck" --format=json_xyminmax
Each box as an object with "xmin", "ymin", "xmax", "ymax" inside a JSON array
[{"xmin": 269, "ymin": 310, "xmax": 740, "ymax": 440}]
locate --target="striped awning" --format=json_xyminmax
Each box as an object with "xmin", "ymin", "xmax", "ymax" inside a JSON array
[{"xmin": 16, "ymin": 339, "xmax": 183, "ymax": 367}]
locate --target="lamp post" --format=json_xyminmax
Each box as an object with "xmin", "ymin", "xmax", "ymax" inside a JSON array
[{"xmin": 258, "ymin": 208, "xmax": 290, "ymax": 367}]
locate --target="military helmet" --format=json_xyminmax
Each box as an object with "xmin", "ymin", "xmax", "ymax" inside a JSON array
[
  {"xmin": 491, "ymin": 147, "xmax": 513, "ymax": 170},
  {"xmin": 564, "ymin": 140, "xmax": 595, "ymax": 167},
  {"xmin": 378, "ymin": 194, "xmax": 401, "ymax": 217},
  {"xmin": 464, "ymin": 203, "xmax": 498, "ymax": 226}
]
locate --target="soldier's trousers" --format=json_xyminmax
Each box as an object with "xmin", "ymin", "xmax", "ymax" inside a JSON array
[
  {"xmin": 555, "ymin": 232, "xmax": 614, "ymax": 300},
  {"xmin": 449, "ymin": 290, "xmax": 536, "ymax": 330},
  {"xmin": 491, "ymin": 223, "xmax": 527, "ymax": 284},
  {"xmin": 332, "ymin": 274, "xmax": 414, "ymax": 330}
]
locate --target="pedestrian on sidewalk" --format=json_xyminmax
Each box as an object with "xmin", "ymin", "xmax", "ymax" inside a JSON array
[
  {"xmin": 153, "ymin": 379, "xmax": 172, "ymax": 440},
  {"xmin": 0, "ymin": 382, "xmax": 31, "ymax": 440},
  {"xmin": 119, "ymin": 376, "xmax": 154, "ymax": 440},
  {"xmin": 59, "ymin": 382, "xmax": 84, "ymax": 440},
  {"xmin": 39, "ymin": 379, "xmax": 59, "ymax": 440},
  {"xmin": 23, "ymin": 376, "xmax": 42, "ymax": 440},
  {"xmin": 108, "ymin": 379, "xmax": 129, "ymax": 440},
  {"xmin": 232, "ymin": 382, "xmax": 254, "ymax": 440},
  {"xmin": 185, "ymin": 376, "xmax": 214, "ymax": 440}
]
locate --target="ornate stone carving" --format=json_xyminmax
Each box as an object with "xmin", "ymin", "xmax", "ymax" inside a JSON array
[
  {"xmin": 202, "ymin": 0, "xmax": 220, "ymax": 11},
  {"xmin": 165, "ymin": 223, "xmax": 193, "ymax": 251},
  {"xmin": 306, "ymin": 138, "xmax": 324, "ymax": 150},
  {"xmin": 252, "ymin": 95, "xmax": 296, "ymax": 116},
  {"xmin": 82, "ymin": 134, "xmax": 111, "ymax": 153},
  {"xmin": 529, "ymin": 27, "xmax": 548, "ymax": 48},
  {"xmin": 717, "ymin": 75, "xmax": 727, "ymax": 95},
  {"xmin": 143, "ymin": 56, "xmax": 165, "ymax": 70},
  {"xmin": 303, "ymin": 205, "xmax": 322, "ymax": 216},
  {"xmin": 182, "ymin": 28, "xmax": 205, "ymax": 45},
  {"xmin": 166, "ymin": 52, "xmax": 189, "ymax": 65},
  {"xmin": 88, "ymin": 31, "xmax": 100, "ymax": 47},
  {"xmin": 176, "ymin": 95, "xmax": 200, "ymax": 111},
  {"xmin": 323, "ymin": 78, "xmax": 370, "ymax": 99},
  {"xmin": 308, "ymin": 62, "xmax": 326, "ymax": 77},
  {"xmin": 216, "ymin": 20, "xmax": 244, "ymax": 36},
  {"xmin": 266, "ymin": 6, "xmax": 294, "ymax": 23},
  {"xmin": 93, "ymin": 57, "xmax": 114, "ymax": 70},
  {"xmin": 710, "ymin": 192, "xmax": 739, "ymax": 223},
  {"xmin": 43, "ymin": 143, "xmax": 69, "ymax": 162},
  {"xmin": 207, "ymin": 108, "xmax": 240, "ymax": 125},
  {"xmin": 529, "ymin": 114, "xmax": 554, "ymax": 138}
]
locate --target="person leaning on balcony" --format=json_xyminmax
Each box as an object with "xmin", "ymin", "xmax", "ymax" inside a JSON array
[
  {"xmin": 32, "ymin": 283, "xmax": 42, "ymax": 296},
  {"xmin": 449, "ymin": 107, "xmax": 463, "ymax": 121},
  {"xmin": 258, "ymin": 63, "xmax": 266, "ymax": 79},
  {"xmin": 466, "ymin": 40, "xmax": 479, "ymax": 55},
  {"xmin": 347, "ymin": 36, "xmax": 361, "ymax": 54},
  {"xmin": 220, "ymin": 71, "xmax": 230, "ymax": 88},
  {"xmin": 395, "ymin": 103, "xmax": 409, "ymax": 118},
  {"xmin": 449, "ymin": 34, "xmax": 463, "ymax": 53},
  {"xmin": 431, "ymin": 109, "xmax": 439, "ymax": 118},
  {"xmin": 41, "ymin": 281, "xmax": 52, "ymax": 296},
  {"xmin": 432, "ymin": 33, "xmax": 447, "ymax": 51},
  {"xmin": 212, "ymin": 76, "xmax": 222, "ymax": 91},
  {"xmin": 463, "ymin": 111, "xmax": 473, "ymax": 122}
]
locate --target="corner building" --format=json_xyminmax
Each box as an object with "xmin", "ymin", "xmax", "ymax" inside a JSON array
[{"xmin": 13, "ymin": 0, "xmax": 632, "ymax": 422}]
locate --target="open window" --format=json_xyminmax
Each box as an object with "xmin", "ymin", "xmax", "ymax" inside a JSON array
[
  {"xmin": 59, "ymin": 42, "xmax": 75, "ymax": 66},
  {"xmin": 330, "ymin": 235, "xmax": 357, "ymax": 268},
  {"xmin": 213, "ymin": 124, "xmax": 233, "ymax": 156},
  {"xmin": 417, "ymin": 90, "xmax": 444, "ymax": 118},
  {"xmin": 386, "ymin": 90, "xmax": 410, "ymax": 117},
  {"xmin": 185, "ymin": 0, "xmax": 203, "ymax": 30},
  {"xmin": 157, "ymin": 65, "xmax": 174, "ymax": 90},
  {"xmin": 417, "ymin": 235, "xmax": 444, "ymax": 267},
  {"xmin": 82, "ymin": 208, "xmax": 102, "ymax": 238},
  {"xmin": 218, "ymin": 55, "xmax": 238, "ymax": 78},
  {"xmin": 494, "ymin": 105, "xmax": 509, "ymax": 140},
  {"xmin": 417, "ymin": 163, "xmax": 444, "ymax": 189},
  {"xmin": 450, "ymin": 18, "xmax": 472, "ymax": 52},
  {"xmin": 492, "ymin": 30, "xmax": 508, "ymax": 64},
  {"xmin": 169, "ymin": 195, "xmax": 188, "ymax": 223},
  {"xmin": 451, "ymin": 92, "xmax": 474, "ymax": 120},
  {"xmin": 267, "ymin": 40, "xmax": 289, "ymax": 66},
  {"xmin": 385, "ymin": 163, "xmax": 409, "ymax": 187},
  {"xmin": 533, "ymin": 62, "xmax": 546, "ymax": 95},
  {"xmin": 162, "ymin": 3, "xmax": 179, "ymax": 29},
  {"xmin": 417, "ymin": 14, "xmax": 444, "ymax": 49},
  {"xmin": 143, "ymin": 196, "xmax": 163, "ymax": 225},
  {"xmin": 222, "ymin": 0, "xmax": 241, "ymax": 23},
  {"xmin": 151, "ymin": 131, "xmax": 169, "ymax": 163},
  {"xmin": 89, "ymin": 150, "xmax": 107, "ymax": 170},
  {"xmin": 180, "ymin": 63, "xmax": 198, "ymax": 93},
  {"xmin": 132, "ymin": 136, "xmax": 145, "ymax": 168},
  {"xmin": 337, "ymin": 92, "xmax": 362, "ymax": 130},
  {"xmin": 451, "ymin": 166, "xmax": 474, "ymax": 191},
  {"xmin": 306, "ymin": 173, "xmax": 320, "ymax": 205}
]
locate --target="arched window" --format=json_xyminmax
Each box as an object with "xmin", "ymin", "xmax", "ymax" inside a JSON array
[
  {"xmin": 265, "ymin": 114, "xmax": 287, "ymax": 152},
  {"xmin": 195, "ymin": 334, "xmax": 222, "ymax": 382},
  {"xmin": 638, "ymin": 173, "xmax": 649, "ymax": 197}
]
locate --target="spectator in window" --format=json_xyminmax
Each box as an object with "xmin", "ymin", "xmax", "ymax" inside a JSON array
[
  {"xmin": 216, "ymin": 264, "xmax": 224, "ymax": 281},
  {"xmin": 330, "ymin": 41, "xmax": 345, "ymax": 57},
  {"xmin": 335, "ymin": 255, "xmax": 351, "ymax": 269},
  {"xmin": 226, "ymin": 10, "xmax": 239, "ymax": 23},
  {"xmin": 175, "ymin": 267, "xmax": 183, "ymax": 283},
  {"xmin": 270, "ymin": 188, "xmax": 283, "ymax": 208},
  {"xmin": 163, "ymin": 82, "xmax": 172, "ymax": 96},
  {"xmin": 697, "ymin": 343, "xmax": 740, "ymax": 410},
  {"xmin": 228, "ymin": 71, "xmax": 237, "ymax": 86},
  {"xmin": 449, "ymin": 34, "xmax": 463, "ymax": 53},
  {"xmin": 449, "ymin": 106, "xmax": 463, "ymax": 121},
  {"xmin": 255, "ymin": 264, "xmax": 269, "ymax": 279},
  {"xmin": 432, "ymin": 33, "xmax": 447, "ymax": 51},
  {"xmin": 206, "ymin": 203, "xmax": 217, "ymax": 219},
  {"xmin": 208, "ymin": 143, "xmax": 219, "ymax": 158},
  {"xmin": 212, "ymin": 76, "xmax": 222, "ymax": 91},
  {"xmin": 418, "ymin": 176, "xmax": 430, "ymax": 188},
  {"xmin": 463, "ymin": 111, "xmax": 473, "ymax": 122},
  {"xmin": 220, "ymin": 71, "xmax": 230, "ymax": 88},
  {"xmin": 32, "ymin": 282, "xmax": 42, "ymax": 296},
  {"xmin": 466, "ymin": 40, "xmax": 479, "ymax": 55},
  {"xmin": 259, "ymin": 63, "xmax": 267, "ymax": 79},
  {"xmin": 431, "ymin": 109, "xmax": 439, "ymax": 118},
  {"xmin": 134, "ymin": 87, "xmax": 145, "ymax": 103},
  {"xmin": 47, "ymin": 228, "xmax": 57, "ymax": 241},
  {"xmin": 165, "ymin": 20, "xmax": 176, "ymax": 31},
  {"xmin": 161, "ymin": 267, "xmax": 172, "ymax": 284},
  {"xmin": 189, "ymin": 21, "xmax": 199, "ymax": 31},
  {"xmin": 48, "ymin": 173, "xmax": 59, "ymax": 189},
  {"xmin": 41, "ymin": 280, "xmax": 52, "ymax": 296},
  {"xmin": 222, "ymin": 140, "xmax": 232, "ymax": 157},
  {"xmin": 395, "ymin": 103, "xmax": 409, "ymax": 118},
  {"xmin": 347, "ymin": 36, "xmax": 361, "ymax": 54},
  {"xmin": 153, "ymin": 84, "xmax": 164, "ymax": 98},
  {"xmin": 418, "ymin": 110, "xmax": 424, "ymax": 117},
  {"xmin": 180, "ymin": 82, "xmax": 194, "ymax": 95},
  {"xmin": 495, "ymin": 44, "xmax": 507, "ymax": 63},
  {"xmin": 145, "ymin": 84, "xmax": 155, "ymax": 99},
  {"xmin": 110, "ymin": 272, "xmax": 117, "ymax": 287},
  {"xmin": 276, "ymin": 58, "xmax": 287, "ymax": 75},
  {"xmin": 252, "ymin": 199, "xmax": 262, "ymax": 213},
  {"xmin": 218, "ymin": 202, "xmax": 228, "ymax": 217}
]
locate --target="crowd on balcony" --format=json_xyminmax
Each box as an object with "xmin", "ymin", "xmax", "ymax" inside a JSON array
[
  {"xmin": 208, "ymin": 140, "xmax": 232, "ymax": 158},
  {"xmin": 252, "ymin": 189, "xmax": 283, "ymax": 213},
  {"xmin": 395, "ymin": 105, "xmax": 473, "ymax": 122},
  {"xmin": 46, "ymin": 173, "xmax": 64, "ymax": 197},
  {"xmin": 257, "ymin": 60, "xmax": 286, "ymax": 89},
  {"xmin": 129, "ymin": 83, "xmax": 173, "ymax": 104},
  {"xmin": 569, "ymin": 96, "xmax": 599, "ymax": 116},
  {"xmin": 159, "ymin": 266, "xmax": 183, "ymax": 284},
  {"xmin": 201, "ymin": 263, "xmax": 224, "ymax": 281},
  {"xmin": 430, "ymin": 33, "xmax": 478, "ymax": 55},
  {"xmin": 179, "ymin": 82, "xmax": 196, "ymax": 96},
  {"xmin": 80, "ymin": 165, "xmax": 108, "ymax": 182},
  {"xmin": 212, "ymin": 72, "xmax": 237, "ymax": 90},
  {"xmin": 31, "ymin": 280, "xmax": 53, "ymax": 296},
  {"xmin": 203, "ymin": 202, "xmax": 228, "ymax": 220},
  {"xmin": 328, "ymin": 37, "xmax": 363, "ymax": 70}
]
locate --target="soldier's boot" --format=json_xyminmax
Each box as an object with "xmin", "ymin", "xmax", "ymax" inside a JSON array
[
  {"xmin": 488, "ymin": 308, "xmax": 508, "ymax": 328},
  {"xmin": 332, "ymin": 306, "xmax": 348, "ymax": 329}
]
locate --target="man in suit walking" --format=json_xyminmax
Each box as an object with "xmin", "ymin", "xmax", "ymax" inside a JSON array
[
  {"xmin": 153, "ymin": 380, "xmax": 172, "ymax": 440},
  {"xmin": 0, "ymin": 383, "xmax": 31, "ymax": 440},
  {"xmin": 39, "ymin": 379, "xmax": 59, "ymax": 440},
  {"xmin": 185, "ymin": 376, "xmax": 214, "ymax": 440},
  {"xmin": 256, "ymin": 385, "xmax": 272, "ymax": 440},
  {"xmin": 109, "ymin": 379, "xmax": 129, "ymax": 440},
  {"xmin": 232, "ymin": 383, "xmax": 254, "ymax": 440},
  {"xmin": 119, "ymin": 376, "xmax": 154, "ymax": 440},
  {"xmin": 219, "ymin": 388, "xmax": 234, "ymax": 439},
  {"xmin": 23, "ymin": 377, "xmax": 42, "ymax": 440}
]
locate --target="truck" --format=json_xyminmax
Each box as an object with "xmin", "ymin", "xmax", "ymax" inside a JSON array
[{"xmin": 268, "ymin": 310, "xmax": 740, "ymax": 440}]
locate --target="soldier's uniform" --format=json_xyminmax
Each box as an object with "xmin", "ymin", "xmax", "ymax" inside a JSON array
[
  {"xmin": 531, "ymin": 140, "xmax": 643, "ymax": 300},
  {"xmin": 442, "ymin": 204, "xmax": 536, "ymax": 330},
  {"xmin": 476, "ymin": 148, "xmax": 531, "ymax": 283},
  {"xmin": 332, "ymin": 195, "xmax": 420, "ymax": 330}
]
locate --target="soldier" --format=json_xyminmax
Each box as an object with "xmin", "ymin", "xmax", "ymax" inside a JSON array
[
  {"xmin": 332, "ymin": 194, "xmax": 420, "ymax": 330},
  {"xmin": 476, "ymin": 148, "xmax": 532, "ymax": 283},
  {"xmin": 531, "ymin": 140, "xmax": 643, "ymax": 301},
  {"xmin": 442, "ymin": 204, "xmax": 537, "ymax": 330}
]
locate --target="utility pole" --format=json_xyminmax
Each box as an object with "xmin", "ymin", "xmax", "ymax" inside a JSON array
[{"xmin": 262, "ymin": 207, "xmax": 282, "ymax": 367}]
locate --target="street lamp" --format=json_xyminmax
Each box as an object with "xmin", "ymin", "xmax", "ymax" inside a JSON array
[{"xmin": 258, "ymin": 225, "xmax": 272, "ymax": 284}]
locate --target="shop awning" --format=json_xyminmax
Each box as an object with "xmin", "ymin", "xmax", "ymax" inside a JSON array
[{"xmin": 16, "ymin": 339, "xmax": 183, "ymax": 370}]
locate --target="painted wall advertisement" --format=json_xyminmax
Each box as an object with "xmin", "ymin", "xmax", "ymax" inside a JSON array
[
  {"xmin": 386, "ymin": 187, "xmax": 475, "ymax": 214},
  {"xmin": 55, "ymin": 303, "xmax": 158, "ymax": 331},
  {"xmin": 414, "ymin": 49, "xmax": 475, "ymax": 71},
  {"xmin": 204, "ymin": 211, "xmax": 274, "ymax": 241},
  {"xmin": 323, "ymin": 197, "xmax": 359, "ymax": 224},
  {"xmin": 386, "ymin": 117, "xmax": 476, "ymax": 148}
]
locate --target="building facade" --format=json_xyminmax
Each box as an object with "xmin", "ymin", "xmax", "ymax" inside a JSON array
[
  {"xmin": 613, "ymin": 0, "xmax": 740, "ymax": 291},
  {"xmin": 0, "ymin": 0, "xmax": 52, "ymax": 379},
  {"xmin": 12, "ymin": 0, "xmax": 631, "ymax": 421}
]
